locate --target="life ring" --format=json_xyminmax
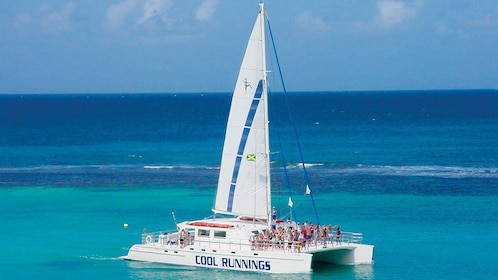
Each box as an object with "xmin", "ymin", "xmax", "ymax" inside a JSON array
[{"xmin": 145, "ymin": 235, "xmax": 153, "ymax": 244}]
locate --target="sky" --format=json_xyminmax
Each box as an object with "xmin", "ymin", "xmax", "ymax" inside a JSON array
[{"xmin": 1, "ymin": 0, "xmax": 497, "ymax": 94}]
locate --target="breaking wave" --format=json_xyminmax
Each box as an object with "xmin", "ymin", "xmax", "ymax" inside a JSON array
[
  {"xmin": 323, "ymin": 164, "xmax": 498, "ymax": 179},
  {"xmin": 0, "ymin": 164, "xmax": 219, "ymax": 173},
  {"xmin": 1, "ymin": 164, "xmax": 497, "ymax": 184},
  {"xmin": 144, "ymin": 165, "xmax": 219, "ymax": 170}
]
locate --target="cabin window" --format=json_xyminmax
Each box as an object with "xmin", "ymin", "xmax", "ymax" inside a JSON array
[
  {"xmin": 213, "ymin": 230, "xmax": 226, "ymax": 238},
  {"xmin": 198, "ymin": 229, "xmax": 210, "ymax": 237}
]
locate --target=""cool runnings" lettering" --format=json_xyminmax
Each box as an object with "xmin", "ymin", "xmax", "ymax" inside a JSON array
[{"xmin": 195, "ymin": 255, "xmax": 271, "ymax": 271}]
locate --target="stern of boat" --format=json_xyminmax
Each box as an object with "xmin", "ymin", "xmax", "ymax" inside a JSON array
[
  {"xmin": 308, "ymin": 231, "xmax": 374, "ymax": 265},
  {"xmin": 311, "ymin": 244, "xmax": 374, "ymax": 265}
]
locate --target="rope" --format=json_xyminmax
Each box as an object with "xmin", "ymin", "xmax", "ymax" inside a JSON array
[{"xmin": 266, "ymin": 17, "xmax": 320, "ymax": 224}]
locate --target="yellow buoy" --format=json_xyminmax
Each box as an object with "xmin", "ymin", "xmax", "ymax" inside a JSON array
[{"xmin": 123, "ymin": 223, "xmax": 128, "ymax": 228}]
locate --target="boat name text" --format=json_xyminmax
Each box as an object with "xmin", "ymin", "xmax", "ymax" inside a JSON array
[{"xmin": 195, "ymin": 255, "xmax": 271, "ymax": 271}]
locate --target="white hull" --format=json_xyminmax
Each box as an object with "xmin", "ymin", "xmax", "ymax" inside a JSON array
[
  {"xmin": 309, "ymin": 244, "xmax": 374, "ymax": 265},
  {"xmin": 124, "ymin": 224, "xmax": 373, "ymax": 274},
  {"xmin": 125, "ymin": 243, "xmax": 312, "ymax": 273}
]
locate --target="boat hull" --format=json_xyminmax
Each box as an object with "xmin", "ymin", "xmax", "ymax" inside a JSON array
[
  {"xmin": 309, "ymin": 244, "xmax": 375, "ymax": 265},
  {"xmin": 125, "ymin": 243, "xmax": 313, "ymax": 273},
  {"xmin": 124, "ymin": 240, "xmax": 374, "ymax": 273}
]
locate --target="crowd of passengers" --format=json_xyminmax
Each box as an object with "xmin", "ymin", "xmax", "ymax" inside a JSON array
[
  {"xmin": 169, "ymin": 220, "xmax": 342, "ymax": 251},
  {"xmin": 250, "ymin": 221, "xmax": 342, "ymax": 252}
]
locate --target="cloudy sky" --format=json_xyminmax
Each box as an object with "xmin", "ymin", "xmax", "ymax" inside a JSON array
[{"xmin": 1, "ymin": 0, "xmax": 497, "ymax": 93}]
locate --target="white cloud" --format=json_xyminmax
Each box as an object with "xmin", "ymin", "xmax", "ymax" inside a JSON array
[
  {"xmin": 196, "ymin": 0, "xmax": 219, "ymax": 22},
  {"xmin": 375, "ymin": 0, "xmax": 424, "ymax": 28},
  {"xmin": 296, "ymin": 11, "xmax": 331, "ymax": 32},
  {"xmin": 138, "ymin": 0, "xmax": 173, "ymax": 25},
  {"xmin": 15, "ymin": 14, "xmax": 32, "ymax": 26},
  {"xmin": 433, "ymin": 23, "xmax": 448, "ymax": 34},
  {"xmin": 105, "ymin": 0, "xmax": 139, "ymax": 30},
  {"xmin": 105, "ymin": 0, "xmax": 173, "ymax": 31},
  {"xmin": 41, "ymin": 2, "xmax": 77, "ymax": 33},
  {"xmin": 12, "ymin": 2, "xmax": 77, "ymax": 33}
]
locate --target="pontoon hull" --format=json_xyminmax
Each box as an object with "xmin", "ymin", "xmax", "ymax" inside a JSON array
[
  {"xmin": 310, "ymin": 244, "xmax": 374, "ymax": 265},
  {"xmin": 125, "ymin": 244, "xmax": 313, "ymax": 273},
  {"xmin": 125, "ymin": 241, "xmax": 374, "ymax": 273}
]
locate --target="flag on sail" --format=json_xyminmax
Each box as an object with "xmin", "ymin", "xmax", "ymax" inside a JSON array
[
  {"xmin": 305, "ymin": 184, "xmax": 311, "ymax": 195},
  {"xmin": 288, "ymin": 197, "xmax": 293, "ymax": 208},
  {"xmin": 246, "ymin": 154, "xmax": 256, "ymax": 161}
]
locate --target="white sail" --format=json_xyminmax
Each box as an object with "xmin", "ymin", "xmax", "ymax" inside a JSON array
[{"xmin": 213, "ymin": 4, "xmax": 269, "ymax": 219}]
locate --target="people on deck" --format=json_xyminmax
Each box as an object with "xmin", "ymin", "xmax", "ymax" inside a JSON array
[
  {"xmin": 178, "ymin": 229, "xmax": 187, "ymax": 248},
  {"xmin": 246, "ymin": 221, "xmax": 342, "ymax": 252},
  {"xmin": 336, "ymin": 225, "xmax": 341, "ymax": 245},
  {"xmin": 169, "ymin": 220, "xmax": 343, "ymax": 252}
]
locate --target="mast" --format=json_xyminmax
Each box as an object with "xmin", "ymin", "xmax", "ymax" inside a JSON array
[{"xmin": 259, "ymin": 3, "xmax": 272, "ymax": 230}]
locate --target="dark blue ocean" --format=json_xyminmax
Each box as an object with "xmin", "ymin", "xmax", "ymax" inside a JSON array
[{"xmin": 1, "ymin": 90, "xmax": 497, "ymax": 279}]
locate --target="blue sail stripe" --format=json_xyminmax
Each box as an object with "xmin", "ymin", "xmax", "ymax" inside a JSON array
[
  {"xmin": 231, "ymin": 156, "xmax": 242, "ymax": 184},
  {"xmin": 227, "ymin": 80, "xmax": 264, "ymax": 212},
  {"xmin": 237, "ymin": 128, "xmax": 251, "ymax": 156},
  {"xmin": 245, "ymin": 100, "xmax": 260, "ymax": 127}
]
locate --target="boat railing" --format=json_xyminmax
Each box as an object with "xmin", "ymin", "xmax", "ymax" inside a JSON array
[
  {"xmin": 141, "ymin": 230, "xmax": 252, "ymax": 250},
  {"xmin": 141, "ymin": 230, "xmax": 181, "ymax": 246},
  {"xmin": 140, "ymin": 230, "xmax": 364, "ymax": 252}
]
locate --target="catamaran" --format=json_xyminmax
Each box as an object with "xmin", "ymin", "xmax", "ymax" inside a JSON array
[{"xmin": 124, "ymin": 3, "xmax": 374, "ymax": 273}]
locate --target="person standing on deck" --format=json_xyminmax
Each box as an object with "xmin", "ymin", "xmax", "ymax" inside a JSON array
[{"xmin": 336, "ymin": 225, "xmax": 341, "ymax": 245}]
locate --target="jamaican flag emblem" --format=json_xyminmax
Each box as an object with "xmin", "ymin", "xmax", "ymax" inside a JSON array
[{"xmin": 246, "ymin": 154, "xmax": 256, "ymax": 161}]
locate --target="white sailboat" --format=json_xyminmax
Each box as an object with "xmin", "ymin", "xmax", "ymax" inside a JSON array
[{"xmin": 124, "ymin": 3, "xmax": 374, "ymax": 273}]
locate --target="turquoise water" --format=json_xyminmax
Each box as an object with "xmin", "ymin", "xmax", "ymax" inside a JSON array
[
  {"xmin": 2, "ymin": 186, "xmax": 496, "ymax": 279},
  {"xmin": 1, "ymin": 91, "xmax": 497, "ymax": 279}
]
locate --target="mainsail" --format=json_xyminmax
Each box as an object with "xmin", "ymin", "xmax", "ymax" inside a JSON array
[{"xmin": 213, "ymin": 5, "xmax": 270, "ymax": 220}]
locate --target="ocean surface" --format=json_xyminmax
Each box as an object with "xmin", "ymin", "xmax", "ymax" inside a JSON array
[{"xmin": 1, "ymin": 90, "xmax": 497, "ymax": 279}]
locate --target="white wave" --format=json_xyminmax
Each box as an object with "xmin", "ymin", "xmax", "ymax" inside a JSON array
[
  {"xmin": 143, "ymin": 165, "xmax": 174, "ymax": 169},
  {"xmin": 2, "ymin": 163, "xmax": 496, "ymax": 179},
  {"xmin": 143, "ymin": 165, "xmax": 219, "ymax": 170},
  {"xmin": 304, "ymin": 163, "xmax": 325, "ymax": 168},
  {"xmin": 81, "ymin": 255, "xmax": 123, "ymax": 261},
  {"xmin": 333, "ymin": 165, "xmax": 498, "ymax": 179},
  {"xmin": 0, "ymin": 164, "xmax": 110, "ymax": 172},
  {"xmin": 0, "ymin": 164, "xmax": 219, "ymax": 173},
  {"xmin": 284, "ymin": 163, "xmax": 325, "ymax": 169}
]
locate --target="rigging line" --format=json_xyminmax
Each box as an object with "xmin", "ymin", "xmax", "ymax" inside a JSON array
[
  {"xmin": 268, "ymin": 88, "xmax": 297, "ymax": 222},
  {"xmin": 266, "ymin": 17, "xmax": 320, "ymax": 224}
]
